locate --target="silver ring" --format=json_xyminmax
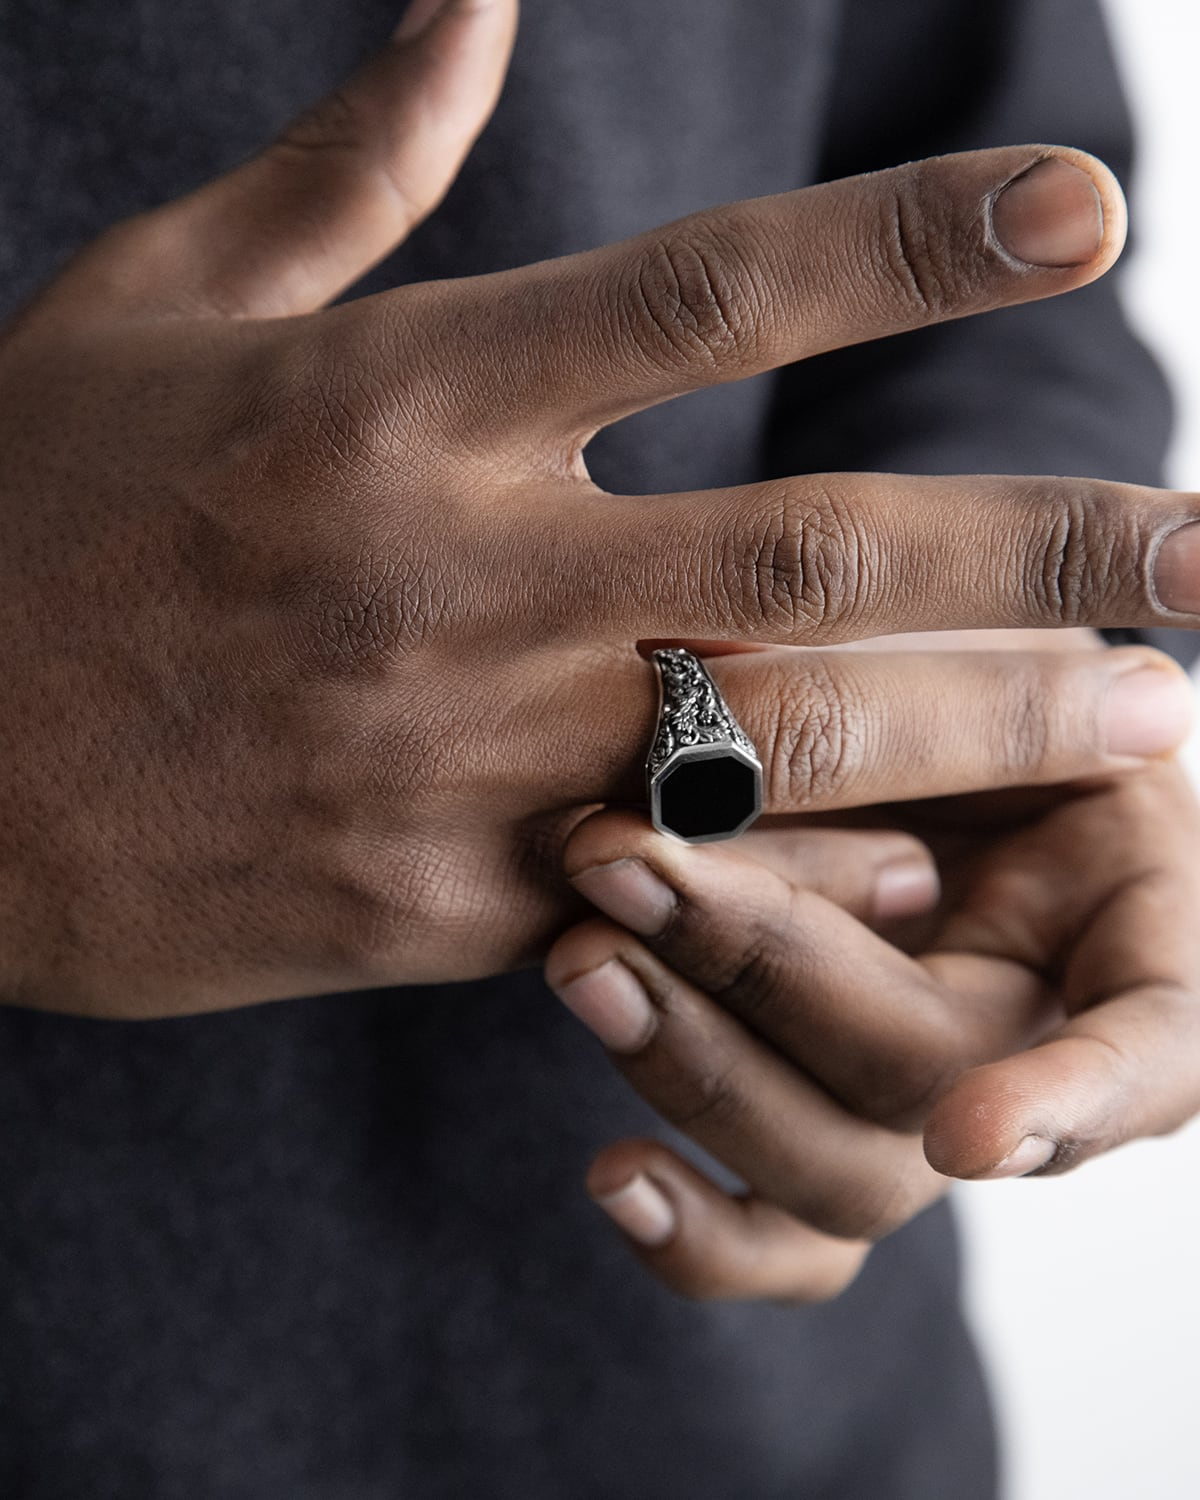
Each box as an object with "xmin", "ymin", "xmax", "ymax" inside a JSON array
[{"xmin": 645, "ymin": 648, "xmax": 764, "ymax": 844}]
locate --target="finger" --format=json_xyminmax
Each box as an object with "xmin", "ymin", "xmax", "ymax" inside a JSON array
[
  {"xmin": 584, "ymin": 1138, "xmax": 871, "ymax": 1303},
  {"xmin": 923, "ymin": 983, "xmax": 1200, "ymax": 1181},
  {"xmin": 925, "ymin": 810, "xmax": 1200, "ymax": 1179},
  {"xmin": 438, "ymin": 144, "xmax": 1124, "ymax": 438},
  {"xmin": 567, "ymin": 643, "xmax": 1194, "ymax": 813},
  {"xmin": 50, "ymin": 0, "xmax": 518, "ymax": 321},
  {"xmin": 562, "ymin": 811, "xmax": 1053, "ymax": 1132},
  {"xmin": 544, "ymin": 915, "xmax": 948, "ymax": 1240},
  {"xmin": 733, "ymin": 824, "xmax": 940, "ymax": 925},
  {"xmin": 733, "ymin": 821, "xmax": 946, "ymax": 958},
  {"xmin": 723, "ymin": 645, "xmax": 1194, "ymax": 811},
  {"xmin": 538, "ymin": 471, "xmax": 1200, "ymax": 647}
]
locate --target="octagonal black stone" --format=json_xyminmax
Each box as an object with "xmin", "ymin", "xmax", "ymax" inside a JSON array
[{"xmin": 658, "ymin": 755, "xmax": 759, "ymax": 841}]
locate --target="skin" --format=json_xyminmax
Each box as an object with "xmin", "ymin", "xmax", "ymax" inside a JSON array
[
  {"xmin": 3, "ymin": 0, "xmax": 1200, "ymax": 1019},
  {"xmin": 546, "ymin": 744, "xmax": 1200, "ymax": 1302},
  {"xmin": 3, "ymin": 0, "xmax": 1200, "ymax": 1307}
]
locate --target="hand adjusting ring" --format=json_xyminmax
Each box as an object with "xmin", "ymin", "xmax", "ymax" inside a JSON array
[{"xmin": 646, "ymin": 648, "xmax": 764, "ymax": 844}]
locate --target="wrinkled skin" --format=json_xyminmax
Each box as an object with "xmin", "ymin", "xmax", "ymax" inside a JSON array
[
  {"xmin": 2, "ymin": 0, "xmax": 1199, "ymax": 1019},
  {"xmin": 547, "ymin": 732, "xmax": 1200, "ymax": 1302}
]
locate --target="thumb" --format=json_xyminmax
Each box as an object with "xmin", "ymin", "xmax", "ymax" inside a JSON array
[{"xmin": 51, "ymin": 0, "xmax": 518, "ymax": 322}]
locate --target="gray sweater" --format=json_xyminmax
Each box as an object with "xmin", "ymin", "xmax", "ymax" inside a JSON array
[{"xmin": 0, "ymin": 2, "xmax": 1170, "ymax": 1495}]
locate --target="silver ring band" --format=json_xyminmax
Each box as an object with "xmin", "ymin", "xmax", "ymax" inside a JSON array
[{"xmin": 645, "ymin": 648, "xmax": 763, "ymax": 844}]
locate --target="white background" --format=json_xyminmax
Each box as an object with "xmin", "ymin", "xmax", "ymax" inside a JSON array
[{"xmin": 956, "ymin": 4, "xmax": 1200, "ymax": 1497}]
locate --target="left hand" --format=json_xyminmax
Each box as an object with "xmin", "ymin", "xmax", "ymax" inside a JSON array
[{"xmin": 544, "ymin": 740, "xmax": 1200, "ymax": 1302}]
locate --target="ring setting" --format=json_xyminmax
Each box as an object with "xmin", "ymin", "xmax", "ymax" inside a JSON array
[{"xmin": 645, "ymin": 648, "xmax": 764, "ymax": 844}]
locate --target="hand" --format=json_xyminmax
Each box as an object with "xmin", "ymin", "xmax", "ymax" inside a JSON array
[
  {"xmin": 544, "ymin": 695, "xmax": 1200, "ymax": 1302},
  {"xmin": 5, "ymin": 0, "xmax": 1200, "ymax": 1016}
]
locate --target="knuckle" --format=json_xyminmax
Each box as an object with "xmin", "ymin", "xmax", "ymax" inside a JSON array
[
  {"xmin": 876, "ymin": 162, "xmax": 968, "ymax": 321},
  {"xmin": 767, "ymin": 656, "xmax": 863, "ymax": 810},
  {"xmin": 994, "ymin": 670, "xmax": 1055, "ymax": 778},
  {"xmin": 273, "ymin": 87, "xmax": 429, "ymax": 232},
  {"xmin": 705, "ymin": 921, "xmax": 795, "ymax": 1028},
  {"xmin": 654, "ymin": 1051, "xmax": 751, "ymax": 1136},
  {"xmin": 267, "ymin": 82, "xmax": 433, "ymax": 240},
  {"xmin": 272, "ymin": 85, "xmax": 368, "ymax": 163},
  {"xmin": 627, "ymin": 226, "xmax": 761, "ymax": 371},
  {"xmin": 1023, "ymin": 480, "xmax": 1128, "ymax": 626},
  {"xmin": 718, "ymin": 483, "xmax": 871, "ymax": 640}
]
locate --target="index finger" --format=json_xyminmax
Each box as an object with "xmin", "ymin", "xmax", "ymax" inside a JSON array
[{"xmin": 416, "ymin": 145, "xmax": 1124, "ymax": 441}]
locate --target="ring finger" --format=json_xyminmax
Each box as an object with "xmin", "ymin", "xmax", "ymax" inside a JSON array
[{"xmin": 562, "ymin": 642, "xmax": 1194, "ymax": 811}]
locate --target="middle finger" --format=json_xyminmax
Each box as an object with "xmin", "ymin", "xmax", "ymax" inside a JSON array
[{"xmin": 540, "ymin": 470, "xmax": 1200, "ymax": 648}]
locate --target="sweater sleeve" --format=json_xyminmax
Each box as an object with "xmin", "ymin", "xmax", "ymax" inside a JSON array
[{"xmin": 762, "ymin": 0, "xmax": 1195, "ymax": 665}]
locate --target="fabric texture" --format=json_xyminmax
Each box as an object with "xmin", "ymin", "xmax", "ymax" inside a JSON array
[{"xmin": 0, "ymin": 1, "xmax": 1171, "ymax": 1496}]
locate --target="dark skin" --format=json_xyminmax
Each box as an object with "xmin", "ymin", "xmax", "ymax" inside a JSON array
[
  {"xmin": 4, "ymin": 0, "xmax": 1200, "ymax": 1304},
  {"xmin": 2, "ymin": 0, "xmax": 1200, "ymax": 1017},
  {"xmin": 546, "ymin": 734, "xmax": 1200, "ymax": 1302}
]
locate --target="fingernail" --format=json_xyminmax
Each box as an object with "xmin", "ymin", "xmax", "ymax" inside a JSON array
[
  {"xmin": 991, "ymin": 159, "xmax": 1103, "ymax": 267},
  {"xmin": 552, "ymin": 959, "xmax": 655, "ymax": 1052},
  {"xmin": 975, "ymin": 1134, "xmax": 1057, "ymax": 1180},
  {"xmin": 571, "ymin": 858, "xmax": 676, "ymax": 938},
  {"xmin": 872, "ymin": 859, "xmax": 940, "ymax": 922},
  {"xmin": 1102, "ymin": 664, "xmax": 1194, "ymax": 758},
  {"xmin": 1154, "ymin": 520, "xmax": 1200, "ymax": 614},
  {"xmin": 593, "ymin": 1173, "xmax": 677, "ymax": 1247},
  {"xmin": 393, "ymin": 0, "xmax": 452, "ymax": 40}
]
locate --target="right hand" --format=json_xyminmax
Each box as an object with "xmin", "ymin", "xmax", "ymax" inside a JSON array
[
  {"xmin": 3, "ymin": 0, "xmax": 1199, "ymax": 1017},
  {"xmin": 543, "ymin": 737, "xmax": 1200, "ymax": 1303}
]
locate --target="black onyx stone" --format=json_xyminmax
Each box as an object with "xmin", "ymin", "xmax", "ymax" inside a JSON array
[{"xmin": 658, "ymin": 755, "xmax": 759, "ymax": 841}]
